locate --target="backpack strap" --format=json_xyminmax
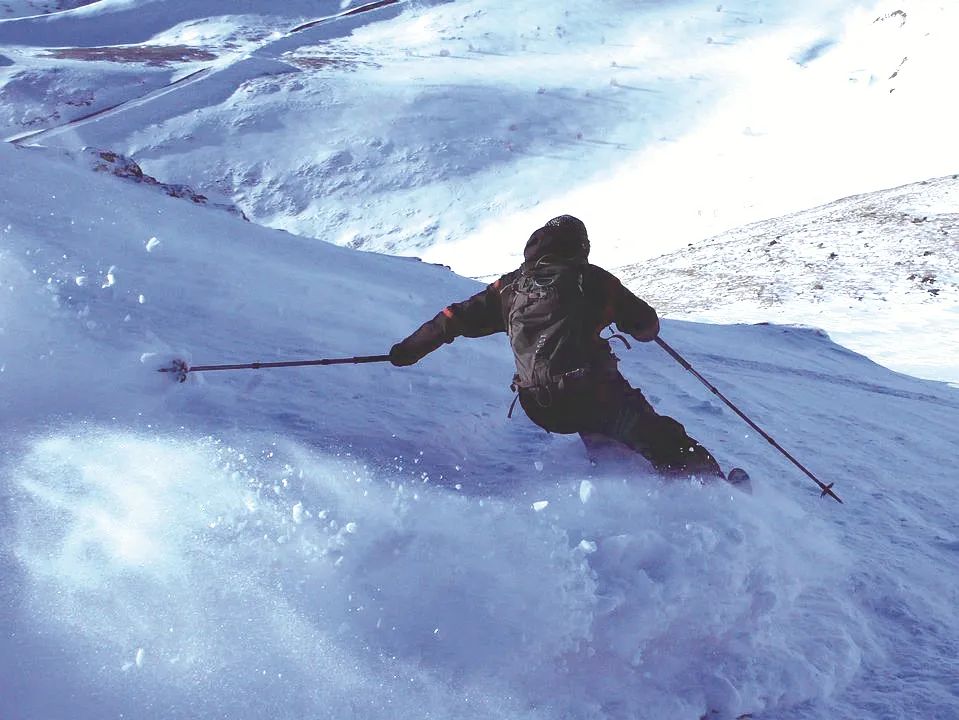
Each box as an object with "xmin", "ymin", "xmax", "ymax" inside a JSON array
[{"xmin": 511, "ymin": 366, "xmax": 591, "ymax": 392}]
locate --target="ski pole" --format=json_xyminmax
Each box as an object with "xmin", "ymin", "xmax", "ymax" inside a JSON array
[
  {"xmin": 158, "ymin": 354, "xmax": 391, "ymax": 382},
  {"xmin": 656, "ymin": 337, "xmax": 843, "ymax": 504}
]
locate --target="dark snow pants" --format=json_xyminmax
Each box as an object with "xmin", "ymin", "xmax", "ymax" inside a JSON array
[{"xmin": 519, "ymin": 372, "xmax": 723, "ymax": 479}]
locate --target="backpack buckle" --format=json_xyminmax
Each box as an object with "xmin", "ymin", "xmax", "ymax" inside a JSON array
[{"xmin": 554, "ymin": 366, "xmax": 590, "ymax": 392}]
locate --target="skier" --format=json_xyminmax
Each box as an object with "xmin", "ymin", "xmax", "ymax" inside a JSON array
[{"xmin": 389, "ymin": 215, "xmax": 728, "ymax": 480}]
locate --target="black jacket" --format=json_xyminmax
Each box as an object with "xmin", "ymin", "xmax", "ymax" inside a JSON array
[{"xmin": 393, "ymin": 263, "xmax": 659, "ymax": 369}]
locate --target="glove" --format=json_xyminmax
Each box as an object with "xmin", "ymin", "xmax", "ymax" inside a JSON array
[
  {"xmin": 390, "ymin": 316, "xmax": 451, "ymax": 367},
  {"xmin": 389, "ymin": 341, "xmax": 421, "ymax": 367},
  {"xmin": 629, "ymin": 319, "xmax": 659, "ymax": 342}
]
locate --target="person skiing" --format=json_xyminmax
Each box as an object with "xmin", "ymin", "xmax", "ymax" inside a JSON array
[{"xmin": 389, "ymin": 215, "xmax": 728, "ymax": 480}]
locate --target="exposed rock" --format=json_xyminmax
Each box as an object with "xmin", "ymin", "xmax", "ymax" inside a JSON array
[
  {"xmin": 44, "ymin": 45, "xmax": 216, "ymax": 67},
  {"xmin": 85, "ymin": 149, "xmax": 248, "ymax": 220}
]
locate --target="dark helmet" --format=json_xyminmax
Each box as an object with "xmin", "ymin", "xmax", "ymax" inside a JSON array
[{"xmin": 523, "ymin": 215, "xmax": 589, "ymax": 263}]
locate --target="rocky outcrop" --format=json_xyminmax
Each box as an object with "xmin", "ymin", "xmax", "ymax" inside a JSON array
[{"xmin": 85, "ymin": 148, "xmax": 248, "ymax": 220}]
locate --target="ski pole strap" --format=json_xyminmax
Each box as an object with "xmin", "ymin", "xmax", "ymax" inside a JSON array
[
  {"xmin": 655, "ymin": 337, "xmax": 843, "ymax": 504},
  {"xmin": 507, "ymin": 392, "xmax": 520, "ymax": 419},
  {"xmin": 604, "ymin": 330, "xmax": 633, "ymax": 350}
]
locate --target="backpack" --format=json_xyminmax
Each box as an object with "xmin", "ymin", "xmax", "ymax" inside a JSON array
[{"xmin": 506, "ymin": 260, "xmax": 592, "ymax": 395}]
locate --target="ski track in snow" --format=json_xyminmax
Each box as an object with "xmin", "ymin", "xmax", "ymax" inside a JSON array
[{"xmin": 6, "ymin": 65, "xmax": 211, "ymax": 144}]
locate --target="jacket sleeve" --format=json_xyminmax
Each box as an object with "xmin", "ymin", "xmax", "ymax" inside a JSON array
[
  {"xmin": 392, "ymin": 279, "xmax": 507, "ymax": 363},
  {"xmin": 597, "ymin": 270, "xmax": 659, "ymax": 341}
]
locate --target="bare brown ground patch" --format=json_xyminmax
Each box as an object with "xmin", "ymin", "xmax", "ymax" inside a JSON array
[
  {"xmin": 287, "ymin": 56, "xmax": 348, "ymax": 70},
  {"xmin": 45, "ymin": 45, "xmax": 216, "ymax": 67},
  {"xmin": 283, "ymin": 49, "xmax": 375, "ymax": 73}
]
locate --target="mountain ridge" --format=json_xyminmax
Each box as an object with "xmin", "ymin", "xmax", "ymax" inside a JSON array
[{"xmin": 618, "ymin": 173, "xmax": 959, "ymax": 382}]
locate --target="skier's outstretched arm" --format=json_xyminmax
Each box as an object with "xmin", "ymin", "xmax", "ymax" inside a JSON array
[
  {"xmin": 389, "ymin": 278, "xmax": 508, "ymax": 366},
  {"xmin": 609, "ymin": 274, "xmax": 660, "ymax": 342}
]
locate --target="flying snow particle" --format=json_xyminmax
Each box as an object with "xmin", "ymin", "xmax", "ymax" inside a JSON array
[
  {"xmin": 75, "ymin": 275, "xmax": 88, "ymax": 286},
  {"xmin": 138, "ymin": 294, "xmax": 146, "ymax": 304},
  {"xmin": 292, "ymin": 502, "xmax": 304, "ymax": 524},
  {"xmin": 534, "ymin": 460, "xmax": 544, "ymax": 471},
  {"xmin": 579, "ymin": 480, "xmax": 594, "ymax": 504},
  {"xmin": 532, "ymin": 500, "xmax": 549, "ymax": 512},
  {"xmin": 578, "ymin": 539, "xmax": 597, "ymax": 554},
  {"xmin": 146, "ymin": 237, "xmax": 161, "ymax": 252},
  {"xmin": 135, "ymin": 648, "xmax": 145, "ymax": 668},
  {"xmin": 101, "ymin": 266, "xmax": 116, "ymax": 288}
]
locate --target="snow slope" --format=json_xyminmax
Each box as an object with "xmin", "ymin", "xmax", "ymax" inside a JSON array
[
  {"xmin": 2, "ymin": 0, "xmax": 957, "ymax": 276},
  {"xmin": 619, "ymin": 174, "xmax": 959, "ymax": 383},
  {"xmin": 3, "ymin": 141, "xmax": 959, "ymax": 720},
  {"xmin": 0, "ymin": 1, "xmax": 96, "ymax": 20}
]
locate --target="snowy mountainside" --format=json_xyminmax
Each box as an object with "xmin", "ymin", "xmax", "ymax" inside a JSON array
[
  {"xmin": 2, "ymin": 0, "xmax": 957, "ymax": 275},
  {"xmin": 0, "ymin": 0, "xmax": 95, "ymax": 19},
  {"xmin": 618, "ymin": 174, "xmax": 959, "ymax": 382},
  {"xmin": 0, "ymin": 140, "xmax": 514, "ymax": 472},
  {"xmin": 0, "ymin": 0, "xmax": 355, "ymax": 45},
  {"xmin": 3, "ymin": 135, "xmax": 959, "ymax": 720}
]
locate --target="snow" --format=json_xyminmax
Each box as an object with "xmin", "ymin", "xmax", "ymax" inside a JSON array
[
  {"xmin": 3, "ymin": 130, "xmax": 959, "ymax": 720},
  {"xmin": 579, "ymin": 479, "xmax": 595, "ymax": 504},
  {"xmin": 3, "ymin": 0, "xmax": 956, "ymax": 278},
  {"xmin": 619, "ymin": 174, "xmax": 959, "ymax": 383},
  {"xmin": 2, "ymin": 2, "xmax": 959, "ymax": 719}
]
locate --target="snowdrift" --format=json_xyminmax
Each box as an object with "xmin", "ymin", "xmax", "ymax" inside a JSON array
[{"xmin": 2, "ymin": 144, "xmax": 959, "ymax": 720}]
